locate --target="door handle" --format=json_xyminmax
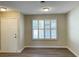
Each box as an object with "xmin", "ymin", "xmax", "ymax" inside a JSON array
[{"xmin": 14, "ymin": 34, "xmax": 16, "ymax": 38}]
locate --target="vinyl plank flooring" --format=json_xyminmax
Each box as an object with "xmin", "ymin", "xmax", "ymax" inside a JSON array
[{"xmin": 0, "ymin": 48, "xmax": 76, "ymax": 57}]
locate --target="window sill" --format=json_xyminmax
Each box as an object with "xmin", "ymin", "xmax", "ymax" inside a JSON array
[{"xmin": 32, "ymin": 39, "xmax": 57, "ymax": 41}]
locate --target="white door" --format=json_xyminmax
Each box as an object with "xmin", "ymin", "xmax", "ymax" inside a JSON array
[
  {"xmin": 1, "ymin": 17, "xmax": 18, "ymax": 52},
  {"xmin": 7, "ymin": 17, "xmax": 18, "ymax": 51}
]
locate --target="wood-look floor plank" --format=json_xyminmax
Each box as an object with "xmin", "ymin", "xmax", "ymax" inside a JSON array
[{"xmin": 0, "ymin": 48, "xmax": 76, "ymax": 57}]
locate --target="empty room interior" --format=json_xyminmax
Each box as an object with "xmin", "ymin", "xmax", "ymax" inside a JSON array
[{"xmin": 0, "ymin": 1, "xmax": 79, "ymax": 57}]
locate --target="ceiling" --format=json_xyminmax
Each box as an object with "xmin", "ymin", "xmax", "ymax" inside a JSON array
[{"xmin": 0, "ymin": 1, "xmax": 79, "ymax": 14}]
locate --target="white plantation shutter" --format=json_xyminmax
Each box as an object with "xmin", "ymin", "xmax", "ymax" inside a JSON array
[{"xmin": 32, "ymin": 19, "xmax": 57, "ymax": 40}]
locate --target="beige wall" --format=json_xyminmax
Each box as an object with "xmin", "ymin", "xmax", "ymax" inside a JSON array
[
  {"xmin": 0, "ymin": 12, "xmax": 2, "ymax": 50},
  {"xmin": 24, "ymin": 14, "xmax": 67, "ymax": 47},
  {"xmin": 18, "ymin": 13, "xmax": 24, "ymax": 50},
  {"xmin": 0, "ymin": 12, "xmax": 1, "ymax": 49},
  {"xmin": 67, "ymin": 6, "xmax": 79, "ymax": 56}
]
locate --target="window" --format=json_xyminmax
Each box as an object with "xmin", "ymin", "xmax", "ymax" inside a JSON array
[{"xmin": 32, "ymin": 19, "xmax": 57, "ymax": 40}]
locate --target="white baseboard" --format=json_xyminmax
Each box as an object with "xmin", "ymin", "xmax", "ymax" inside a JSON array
[
  {"xmin": 0, "ymin": 48, "xmax": 24, "ymax": 53},
  {"xmin": 0, "ymin": 51, "xmax": 18, "ymax": 53},
  {"xmin": 24, "ymin": 46, "xmax": 66, "ymax": 48},
  {"xmin": 17, "ymin": 48, "xmax": 24, "ymax": 53},
  {"xmin": 67, "ymin": 47, "xmax": 79, "ymax": 57}
]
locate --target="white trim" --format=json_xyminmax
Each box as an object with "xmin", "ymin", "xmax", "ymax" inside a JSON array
[
  {"xmin": 0, "ymin": 51, "xmax": 18, "ymax": 53},
  {"xmin": 67, "ymin": 47, "xmax": 79, "ymax": 57},
  {"xmin": 0, "ymin": 48, "xmax": 24, "ymax": 53},
  {"xmin": 24, "ymin": 46, "xmax": 66, "ymax": 48},
  {"xmin": 17, "ymin": 48, "xmax": 24, "ymax": 53}
]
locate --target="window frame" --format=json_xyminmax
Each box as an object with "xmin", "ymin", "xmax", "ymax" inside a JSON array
[{"xmin": 32, "ymin": 19, "xmax": 57, "ymax": 40}]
